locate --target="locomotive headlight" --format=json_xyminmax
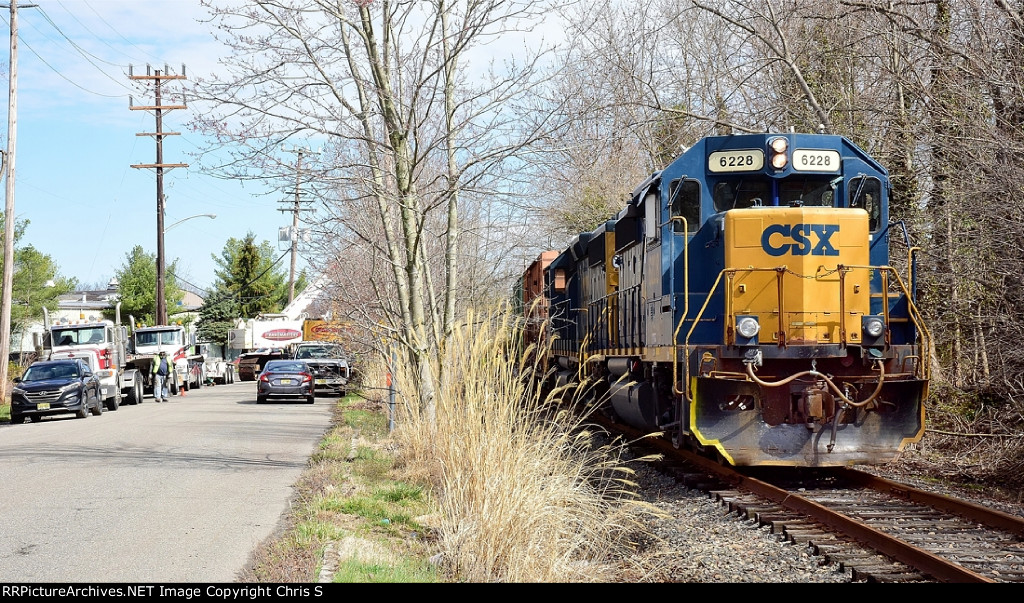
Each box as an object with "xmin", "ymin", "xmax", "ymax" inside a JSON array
[
  {"xmin": 768, "ymin": 137, "xmax": 789, "ymax": 169},
  {"xmin": 861, "ymin": 315, "xmax": 886, "ymax": 348},
  {"xmin": 736, "ymin": 316, "xmax": 760, "ymax": 340}
]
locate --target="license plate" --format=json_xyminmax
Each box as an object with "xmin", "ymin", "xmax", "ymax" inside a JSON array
[
  {"xmin": 280, "ymin": 379, "xmax": 293, "ymax": 385},
  {"xmin": 37, "ymin": 402, "xmax": 50, "ymax": 410},
  {"xmin": 315, "ymin": 379, "xmax": 326, "ymax": 385}
]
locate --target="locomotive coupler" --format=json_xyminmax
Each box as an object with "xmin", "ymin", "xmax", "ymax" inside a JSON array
[{"xmin": 801, "ymin": 380, "xmax": 836, "ymax": 430}]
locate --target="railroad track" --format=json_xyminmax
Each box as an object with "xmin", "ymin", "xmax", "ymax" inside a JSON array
[{"xmin": 599, "ymin": 417, "xmax": 1024, "ymax": 583}]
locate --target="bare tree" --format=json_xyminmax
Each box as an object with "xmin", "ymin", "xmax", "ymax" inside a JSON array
[{"xmin": 190, "ymin": 0, "xmax": 565, "ymax": 420}]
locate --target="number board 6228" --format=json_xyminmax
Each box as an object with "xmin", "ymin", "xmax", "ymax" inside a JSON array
[
  {"xmin": 792, "ymin": 149, "xmax": 841, "ymax": 172},
  {"xmin": 707, "ymin": 149, "xmax": 765, "ymax": 173}
]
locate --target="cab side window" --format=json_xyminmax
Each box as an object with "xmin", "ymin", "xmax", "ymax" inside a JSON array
[
  {"xmin": 849, "ymin": 176, "xmax": 882, "ymax": 232},
  {"xmin": 670, "ymin": 179, "xmax": 700, "ymax": 233},
  {"xmin": 643, "ymin": 192, "xmax": 659, "ymax": 243}
]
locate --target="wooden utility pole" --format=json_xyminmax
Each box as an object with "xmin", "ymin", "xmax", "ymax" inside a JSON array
[
  {"xmin": 130, "ymin": 65, "xmax": 187, "ymax": 326},
  {"xmin": 0, "ymin": 2, "xmax": 37, "ymax": 401},
  {"xmin": 281, "ymin": 147, "xmax": 314, "ymax": 305}
]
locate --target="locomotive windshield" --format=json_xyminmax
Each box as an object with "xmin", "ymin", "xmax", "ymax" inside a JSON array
[{"xmin": 713, "ymin": 177, "xmax": 836, "ymax": 211}]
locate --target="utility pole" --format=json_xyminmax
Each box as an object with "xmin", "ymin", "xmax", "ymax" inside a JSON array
[
  {"xmin": 130, "ymin": 64, "xmax": 188, "ymax": 326},
  {"xmin": 281, "ymin": 147, "xmax": 315, "ymax": 305},
  {"xmin": 0, "ymin": 1, "xmax": 37, "ymax": 401}
]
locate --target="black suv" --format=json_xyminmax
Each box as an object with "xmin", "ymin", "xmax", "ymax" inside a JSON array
[{"xmin": 10, "ymin": 359, "xmax": 103, "ymax": 423}]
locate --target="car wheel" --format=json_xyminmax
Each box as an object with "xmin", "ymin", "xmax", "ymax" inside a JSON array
[
  {"xmin": 106, "ymin": 394, "xmax": 120, "ymax": 412},
  {"xmin": 91, "ymin": 395, "xmax": 103, "ymax": 416},
  {"xmin": 75, "ymin": 404, "xmax": 89, "ymax": 419},
  {"xmin": 306, "ymin": 395, "xmax": 315, "ymax": 404},
  {"xmin": 256, "ymin": 395, "xmax": 266, "ymax": 404},
  {"xmin": 10, "ymin": 413, "xmax": 24, "ymax": 424}
]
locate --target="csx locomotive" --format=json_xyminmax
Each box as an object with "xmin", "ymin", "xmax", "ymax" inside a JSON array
[{"xmin": 522, "ymin": 132, "xmax": 930, "ymax": 467}]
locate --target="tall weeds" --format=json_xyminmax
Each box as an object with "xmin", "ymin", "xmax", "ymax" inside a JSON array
[{"xmin": 389, "ymin": 306, "xmax": 654, "ymax": 582}]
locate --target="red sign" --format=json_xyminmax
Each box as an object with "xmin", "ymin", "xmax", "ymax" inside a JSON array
[{"xmin": 262, "ymin": 328, "xmax": 302, "ymax": 341}]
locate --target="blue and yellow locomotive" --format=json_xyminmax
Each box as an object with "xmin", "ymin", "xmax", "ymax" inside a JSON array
[{"xmin": 524, "ymin": 132, "xmax": 930, "ymax": 467}]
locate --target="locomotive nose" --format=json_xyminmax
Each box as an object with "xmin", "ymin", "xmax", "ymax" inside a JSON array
[{"xmin": 724, "ymin": 207, "xmax": 871, "ymax": 347}]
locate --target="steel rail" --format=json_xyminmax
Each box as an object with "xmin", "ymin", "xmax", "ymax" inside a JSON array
[{"xmin": 596, "ymin": 415, "xmax": 996, "ymax": 583}]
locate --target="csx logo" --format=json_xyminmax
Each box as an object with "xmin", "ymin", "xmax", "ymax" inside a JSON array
[{"xmin": 761, "ymin": 224, "xmax": 839, "ymax": 256}]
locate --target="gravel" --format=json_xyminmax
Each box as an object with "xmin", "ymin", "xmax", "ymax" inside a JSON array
[
  {"xmin": 612, "ymin": 444, "xmax": 1024, "ymax": 583},
  {"xmin": 617, "ymin": 463, "xmax": 852, "ymax": 583}
]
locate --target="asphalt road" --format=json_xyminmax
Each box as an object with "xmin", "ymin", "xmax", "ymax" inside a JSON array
[{"xmin": 0, "ymin": 380, "xmax": 335, "ymax": 583}]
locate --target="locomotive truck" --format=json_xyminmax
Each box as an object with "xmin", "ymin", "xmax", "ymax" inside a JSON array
[{"xmin": 40, "ymin": 303, "xmax": 145, "ymax": 408}]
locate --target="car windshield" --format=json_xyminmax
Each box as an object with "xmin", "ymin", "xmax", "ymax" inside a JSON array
[
  {"xmin": 266, "ymin": 361, "xmax": 306, "ymax": 373},
  {"xmin": 23, "ymin": 364, "xmax": 78, "ymax": 381}
]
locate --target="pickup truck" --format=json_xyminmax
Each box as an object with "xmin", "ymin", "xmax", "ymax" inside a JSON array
[{"xmin": 290, "ymin": 342, "xmax": 350, "ymax": 397}]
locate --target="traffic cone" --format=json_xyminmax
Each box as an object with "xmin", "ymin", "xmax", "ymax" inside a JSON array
[{"xmin": 180, "ymin": 378, "xmax": 187, "ymax": 397}]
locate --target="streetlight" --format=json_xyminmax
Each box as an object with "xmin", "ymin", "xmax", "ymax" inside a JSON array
[
  {"xmin": 165, "ymin": 213, "xmax": 216, "ymax": 232},
  {"xmin": 157, "ymin": 213, "xmax": 216, "ymax": 324}
]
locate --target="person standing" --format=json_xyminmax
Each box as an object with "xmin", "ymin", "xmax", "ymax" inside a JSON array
[{"xmin": 151, "ymin": 351, "xmax": 171, "ymax": 402}]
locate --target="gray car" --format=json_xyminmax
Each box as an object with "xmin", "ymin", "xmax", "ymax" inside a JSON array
[
  {"xmin": 256, "ymin": 359, "xmax": 314, "ymax": 404},
  {"xmin": 10, "ymin": 359, "xmax": 104, "ymax": 423}
]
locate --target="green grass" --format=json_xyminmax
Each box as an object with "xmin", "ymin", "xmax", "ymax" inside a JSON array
[
  {"xmin": 333, "ymin": 558, "xmax": 437, "ymax": 583},
  {"xmin": 240, "ymin": 395, "xmax": 439, "ymax": 583}
]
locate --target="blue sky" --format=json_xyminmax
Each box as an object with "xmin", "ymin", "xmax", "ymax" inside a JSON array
[{"xmin": 0, "ymin": 1, "xmax": 303, "ymax": 294}]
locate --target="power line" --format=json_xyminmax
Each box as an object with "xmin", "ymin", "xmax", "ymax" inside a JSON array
[
  {"xmin": 281, "ymin": 146, "xmax": 317, "ymax": 305},
  {"xmin": 129, "ymin": 64, "xmax": 188, "ymax": 326}
]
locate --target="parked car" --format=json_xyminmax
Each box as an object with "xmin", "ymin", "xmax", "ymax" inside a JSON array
[
  {"xmin": 10, "ymin": 359, "xmax": 104, "ymax": 423},
  {"xmin": 256, "ymin": 359, "xmax": 314, "ymax": 404}
]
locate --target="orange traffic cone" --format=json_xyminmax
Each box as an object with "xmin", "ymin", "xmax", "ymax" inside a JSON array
[{"xmin": 180, "ymin": 379, "xmax": 187, "ymax": 397}]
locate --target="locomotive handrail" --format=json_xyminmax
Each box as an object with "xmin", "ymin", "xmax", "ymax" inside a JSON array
[
  {"xmin": 669, "ymin": 215, "xmax": 689, "ymax": 360},
  {"xmin": 836, "ymin": 264, "xmax": 932, "ymax": 384},
  {"xmin": 673, "ymin": 270, "xmax": 726, "ymax": 401},
  {"xmin": 672, "ymin": 263, "xmax": 932, "ymax": 403}
]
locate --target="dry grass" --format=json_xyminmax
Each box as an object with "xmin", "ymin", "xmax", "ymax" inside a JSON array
[{"xmin": 389, "ymin": 307, "xmax": 660, "ymax": 582}]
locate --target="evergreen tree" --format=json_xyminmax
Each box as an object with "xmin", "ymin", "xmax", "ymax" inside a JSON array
[
  {"xmin": 195, "ymin": 289, "xmax": 238, "ymax": 349},
  {"xmin": 0, "ymin": 216, "xmax": 75, "ymax": 351},
  {"xmin": 211, "ymin": 232, "xmax": 291, "ymax": 318},
  {"xmin": 10, "ymin": 245, "xmax": 76, "ymax": 337},
  {"xmin": 109, "ymin": 245, "xmax": 183, "ymax": 326}
]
